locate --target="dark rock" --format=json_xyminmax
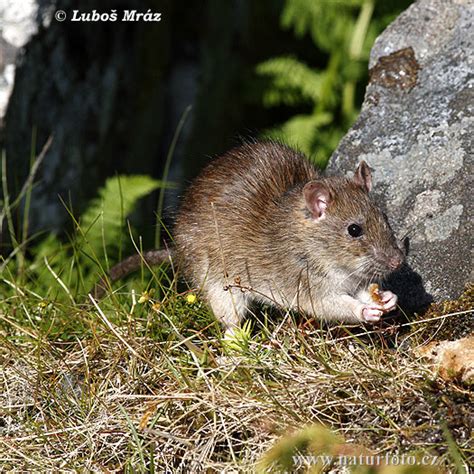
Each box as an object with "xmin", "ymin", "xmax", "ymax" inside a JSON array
[{"xmin": 327, "ymin": 0, "xmax": 473, "ymax": 309}]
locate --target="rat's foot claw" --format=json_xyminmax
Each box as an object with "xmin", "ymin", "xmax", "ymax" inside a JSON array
[
  {"xmin": 361, "ymin": 306, "xmax": 383, "ymax": 322},
  {"xmin": 379, "ymin": 291, "xmax": 398, "ymax": 312}
]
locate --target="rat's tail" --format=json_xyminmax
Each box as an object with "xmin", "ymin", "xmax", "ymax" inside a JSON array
[{"xmin": 90, "ymin": 248, "xmax": 173, "ymax": 300}]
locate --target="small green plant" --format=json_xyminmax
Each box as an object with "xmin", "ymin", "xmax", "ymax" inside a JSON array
[{"xmin": 222, "ymin": 319, "xmax": 254, "ymax": 354}]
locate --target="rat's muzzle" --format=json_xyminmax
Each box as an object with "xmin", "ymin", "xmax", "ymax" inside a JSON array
[{"xmin": 374, "ymin": 247, "xmax": 405, "ymax": 275}]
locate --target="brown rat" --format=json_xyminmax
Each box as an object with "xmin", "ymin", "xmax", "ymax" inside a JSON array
[{"xmin": 93, "ymin": 141, "xmax": 404, "ymax": 331}]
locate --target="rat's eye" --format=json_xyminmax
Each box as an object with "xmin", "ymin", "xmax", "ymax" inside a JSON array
[{"xmin": 347, "ymin": 223, "xmax": 363, "ymax": 238}]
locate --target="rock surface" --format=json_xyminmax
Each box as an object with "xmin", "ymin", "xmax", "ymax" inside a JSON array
[
  {"xmin": 417, "ymin": 336, "xmax": 474, "ymax": 385},
  {"xmin": 328, "ymin": 0, "xmax": 473, "ymax": 309}
]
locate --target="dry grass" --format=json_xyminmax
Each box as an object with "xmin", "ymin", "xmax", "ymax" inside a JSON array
[
  {"xmin": 2, "ymin": 131, "xmax": 470, "ymax": 471},
  {"xmin": 0, "ymin": 285, "xmax": 472, "ymax": 471}
]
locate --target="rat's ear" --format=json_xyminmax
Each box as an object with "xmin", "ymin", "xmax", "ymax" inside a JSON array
[
  {"xmin": 303, "ymin": 181, "xmax": 332, "ymax": 221},
  {"xmin": 353, "ymin": 160, "xmax": 372, "ymax": 193}
]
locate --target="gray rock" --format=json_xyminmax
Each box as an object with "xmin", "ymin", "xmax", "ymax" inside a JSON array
[{"xmin": 327, "ymin": 0, "xmax": 473, "ymax": 310}]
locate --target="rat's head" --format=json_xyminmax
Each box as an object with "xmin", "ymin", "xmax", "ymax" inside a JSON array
[{"xmin": 302, "ymin": 161, "xmax": 404, "ymax": 283}]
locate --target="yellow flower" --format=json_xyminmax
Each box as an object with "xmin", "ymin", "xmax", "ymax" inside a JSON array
[
  {"xmin": 151, "ymin": 302, "xmax": 161, "ymax": 312},
  {"xmin": 186, "ymin": 293, "xmax": 197, "ymax": 304},
  {"xmin": 138, "ymin": 289, "xmax": 154, "ymax": 304}
]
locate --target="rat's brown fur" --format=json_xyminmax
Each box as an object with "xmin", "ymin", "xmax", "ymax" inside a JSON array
[
  {"xmin": 173, "ymin": 141, "xmax": 404, "ymax": 329},
  {"xmin": 90, "ymin": 141, "xmax": 403, "ymax": 329}
]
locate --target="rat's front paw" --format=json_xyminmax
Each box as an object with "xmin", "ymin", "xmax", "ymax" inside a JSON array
[
  {"xmin": 360, "ymin": 305, "xmax": 383, "ymax": 323},
  {"xmin": 379, "ymin": 290, "xmax": 398, "ymax": 312},
  {"xmin": 357, "ymin": 292, "xmax": 398, "ymax": 323}
]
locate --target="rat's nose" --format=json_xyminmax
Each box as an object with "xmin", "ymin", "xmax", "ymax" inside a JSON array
[
  {"xmin": 388, "ymin": 253, "xmax": 403, "ymax": 270},
  {"xmin": 374, "ymin": 248, "xmax": 404, "ymax": 272}
]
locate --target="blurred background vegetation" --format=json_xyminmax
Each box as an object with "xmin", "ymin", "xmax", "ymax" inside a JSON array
[{"xmin": 0, "ymin": 0, "xmax": 413, "ymax": 294}]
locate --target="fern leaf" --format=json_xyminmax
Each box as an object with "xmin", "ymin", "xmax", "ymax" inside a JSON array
[
  {"xmin": 262, "ymin": 113, "xmax": 332, "ymax": 157},
  {"xmin": 281, "ymin": 0, "xmax": 364, "ymax": 53},
  {"xmin": 80, "ymin": 175, "xmax": 169, "ymax": 253},
  {"xmin": 256, "ymin": 56, "xmax": 324, "ymax": 106}
]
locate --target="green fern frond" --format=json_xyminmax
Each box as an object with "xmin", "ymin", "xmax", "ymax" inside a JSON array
[
  {"xmin": 281, "ymin": 0, "xmax": 368, "ymax": 54},
  {"xmin": 256, "ymin": 56, "xmax": 325, "ymax": 106},
  {"xmin": 26, "ymin": 175, "xmax": 170, "ymax": 299},
  {"xmin": 80, "ymin": 175, "xmax": 168, "ymax": 253},
  {"xmin": 262, "ymin": 113, "xmax": 332, "ymax": 158}
]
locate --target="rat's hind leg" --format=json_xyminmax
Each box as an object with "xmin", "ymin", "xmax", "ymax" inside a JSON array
[{"xmin": 205, "ymin": 280, "xmax": 248, "ymax": 332}]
